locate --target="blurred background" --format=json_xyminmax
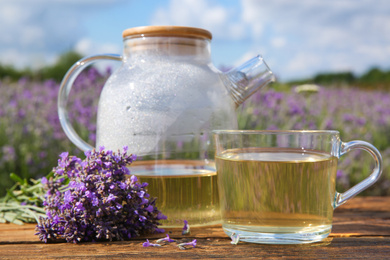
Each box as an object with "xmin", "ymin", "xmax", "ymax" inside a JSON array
[{"xmin": 0, "ymin": 0, "xmax": 389, "ymax": 195}]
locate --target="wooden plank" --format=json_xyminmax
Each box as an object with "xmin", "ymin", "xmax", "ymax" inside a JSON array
[
  {"xmin": 334, "ymin": 196, "xmax": 390, "ymax": 212},
  {"xmin": 1, "ymin": 196, "xmax": 390, "ymax": 244},
  {"xmin": 0, "ymin": 237, "xmax": 390, "ymax": 259},
  {"xmin": 331, "ymin": 196, "xmax": 390, "ymax": 236},
  {"xmin": 1, "ymin": 217, "xmax": 390, "ymax": 245}
]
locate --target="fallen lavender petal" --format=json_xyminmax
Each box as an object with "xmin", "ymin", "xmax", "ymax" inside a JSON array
[
  {"xmin": 156, "ymin": 234, "xmax": 175, "ymax": 243},
  {"xmin": 178, "ymin": 239, "xmax": 197, "ymax": 250},
  {"xmin": 142, "ymin": 239, "xmax": 161, "ymax": 247}
]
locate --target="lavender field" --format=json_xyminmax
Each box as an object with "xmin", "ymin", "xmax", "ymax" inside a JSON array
[
  {"xmin": 0, "ymin": 68, "xmax": 106, "ymax": 194},
  {"xmin": 0, "ymin": 69, "xmax": 389, "ymax": 195}
]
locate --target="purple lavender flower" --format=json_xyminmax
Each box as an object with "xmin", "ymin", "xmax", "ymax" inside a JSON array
[
  {"xmin": 63, "ymin": 190, "xmax": 73, "ymax": 204},
  {"xmin": 178, "ymin": 239, "xmax": 197, "ymax": 250},
  {"xmin": 106, "ymin": 193, "xmax": 116, "ymax": 203},
  {"xmin": 35, "ymin": 217, "xmax": 58, "ymax": 243},
  {"xmin": 142, "ymin": 239, "xmax": 161, "ymax": 247},
  {"xmin": 182, "ymin": 220, "xmax": 190, "ymax": 235},
  {"xmin": 157, "ymin": 212, "xmax": 167, "ymax": 220},
  {"xmin": 337, "ymin": 170, "xmax": 344, "ymax": 178},
  {"xmin": 343, "ymin": 114, "xmax": 355, "ymax": 122},
  {"xmin": 130, "ymin": 175, "xmax": 138, "ymax": 184},
  {"xmin": 356, "ymin": 117, "xmax": 366, "ymax": 126},
  {"xmin": 41, "ymin": 177, "xmax": 48, "ymax": 186},
  {"xmin": 324, "ymin": 119, "xmax": 333, "ymax": 129},
  {"xmin": 156, "ymin": 234, "xmax": 175, "ymax": 243},
  {"xmin": 145, "ymin": 205, "xmax": 154, "ymax": 213},
  {"xmin": 35, "ymin": 147, "xmax": 165, "ymax": 243}
]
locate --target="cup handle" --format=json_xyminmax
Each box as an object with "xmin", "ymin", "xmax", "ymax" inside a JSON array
[
  {"xmin": 58, "ymin": 54, "xmax": 122, "ymax": 151},
  {"xmin": 334, "ymin": 140, "xmax": 383, "ymax": 208}
]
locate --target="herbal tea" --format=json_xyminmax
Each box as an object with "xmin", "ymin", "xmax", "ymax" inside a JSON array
[
  {"xmin": 215, "ymin": 148, "xmax": 338, "ymax": 235},
  {"xmin": 132, "ymin": 160, "xmax": 220, "ymax": 227}
]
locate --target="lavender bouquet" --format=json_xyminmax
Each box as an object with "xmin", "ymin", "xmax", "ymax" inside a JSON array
[{"xmin": 33, "ymin": 146, "xmax": 166, "ymax": 243}]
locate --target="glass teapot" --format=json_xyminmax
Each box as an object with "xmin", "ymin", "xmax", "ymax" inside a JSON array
[{"xmin": 58, "ymin": 26, "xmax": 275, "ymax": 227}]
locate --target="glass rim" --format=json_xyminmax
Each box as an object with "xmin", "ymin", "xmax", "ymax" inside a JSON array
[{"xmin": 212, "ymin": 130, "xmax": 340, "ymax": 135}]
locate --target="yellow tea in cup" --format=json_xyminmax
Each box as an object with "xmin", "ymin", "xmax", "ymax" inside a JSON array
[{"xmin": 214, "ymin": 130, "xmax": 382, "ymax": 244}]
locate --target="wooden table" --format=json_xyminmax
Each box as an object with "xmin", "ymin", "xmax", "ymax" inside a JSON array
[{"xmin": 1, "ymin": 196, "xmax": 390, "ymax": 259}]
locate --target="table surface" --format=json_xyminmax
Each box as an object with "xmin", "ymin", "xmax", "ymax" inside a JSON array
[{"xmin": 1, "ymin": 196, "xmax": 390, "ymax": 259}]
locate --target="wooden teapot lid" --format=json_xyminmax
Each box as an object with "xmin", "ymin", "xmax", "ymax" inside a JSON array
[{"xmin": 122, "ymin": 26, "xmax": 212, "ymax": 40}]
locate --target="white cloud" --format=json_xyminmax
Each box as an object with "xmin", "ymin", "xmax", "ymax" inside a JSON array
[
  {"xmin": 0, "ymin": 0, "xmax": 125, "ymax": 68},
  {"xmin": 270, "ymin": 37, "xmax": 286, "ymax": 49},
  {"xmin": 151, "ymin": 0, "xmax": 247, "ymax": 40},
  {"xmin": 75, "ymin": 38, "xmax": 121, "ymax": 56},
  {"xmin": 238, "ymin": 0, "xmax": 390, "ymax": 80},
  {"xmin": 73, "ymin": 38, "xmax": 122, "ymax": 73}
]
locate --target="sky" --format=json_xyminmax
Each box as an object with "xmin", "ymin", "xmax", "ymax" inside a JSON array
[{"xmin": 1, "ymin": 0, "xmax": 390, "ymax": 81}]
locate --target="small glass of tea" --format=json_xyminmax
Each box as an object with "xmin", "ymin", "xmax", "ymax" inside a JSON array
[{"xmin": 213, "ymin": 130, "xmax": 382, "ymax": 244}]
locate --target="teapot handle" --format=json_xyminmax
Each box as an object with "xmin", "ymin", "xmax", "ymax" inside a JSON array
[{"xmin": 58, "ymin": 54, "xmax": 122, "ymax": 151}]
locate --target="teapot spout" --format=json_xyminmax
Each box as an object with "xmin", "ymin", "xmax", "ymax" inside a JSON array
[{"xmin": 221, "ymin": 55, "xmax": 275, "ymax": 107}]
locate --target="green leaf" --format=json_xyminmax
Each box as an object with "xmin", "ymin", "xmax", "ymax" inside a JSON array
[
  {"xmin": 4, "ymin": 214, "xmax": 24, "ymax": 225},
  {"xmin": 6, "ymin": 189, "xmax": 18, "ymax": 201},
  {"xmin": 46, "ymin": 171, "xmax": 55, "ymax": 179},
  {"xmin": 9, "ymin": 173, "xmax": 24, "ymax": 184}
]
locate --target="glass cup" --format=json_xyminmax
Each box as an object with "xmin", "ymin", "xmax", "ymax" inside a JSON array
[{"xmin": 213, "ymin": 130, "xmax": 382, "ymax": 244}]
